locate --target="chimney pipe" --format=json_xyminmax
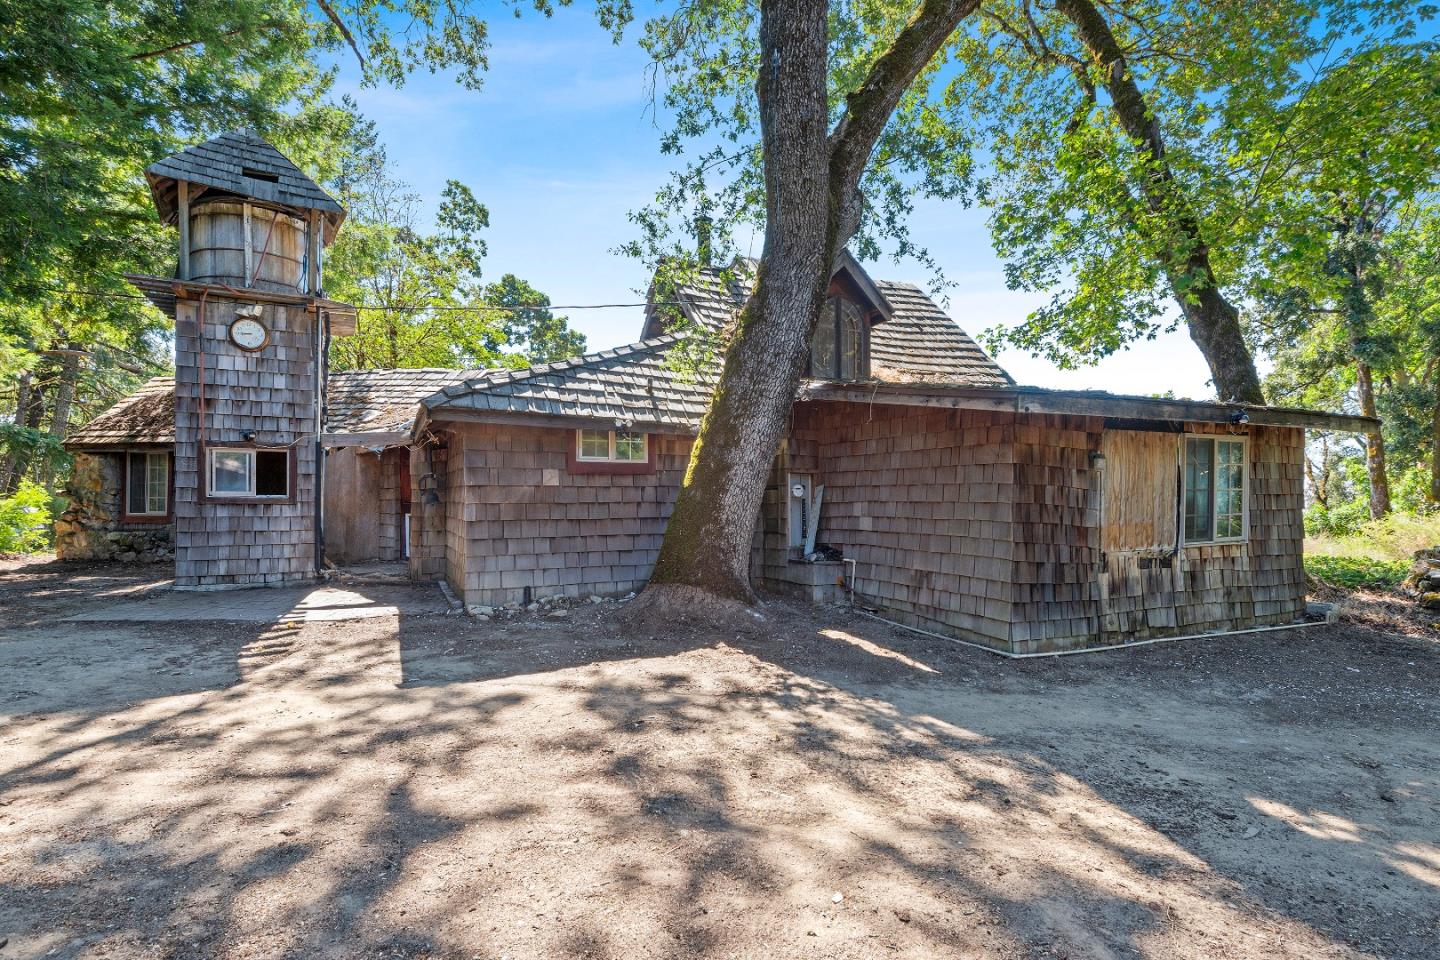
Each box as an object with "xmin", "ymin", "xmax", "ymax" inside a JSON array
[{"xmin": 695, "ymin": 210, "xmax": 713, "ymax": 267}]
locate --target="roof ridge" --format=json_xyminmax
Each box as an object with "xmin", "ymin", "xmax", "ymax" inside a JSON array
[{"xmin": 432, "ymin": 334, "xmax": 686, "ymax": 405}]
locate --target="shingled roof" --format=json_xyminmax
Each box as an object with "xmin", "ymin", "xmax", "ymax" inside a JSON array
[
  {"xmin": 643, "ymin": 258, "xmax": 1012, "ymax": 388},
  {"xmin": 423, "ymin": 336, "xmax": 715, "ymax": 433},
  {"xmin": 67, "ymin": 369, "xmax": 484, "ymax": 449},
  {"xmin": 65, "ymin": 377, "xmax": 177, "ymax": 449},
  {"xmin": 146, "ymin": 131, "xmax": 346, "ymax": 244},
  {"xmin": 327, "ymin": 368, "xmax": 486, "ymax": 437}
]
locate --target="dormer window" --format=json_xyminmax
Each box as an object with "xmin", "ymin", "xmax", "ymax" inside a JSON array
[{"xmin": 810, "ymin": 294, "xmax": 867, "ymax": 381}]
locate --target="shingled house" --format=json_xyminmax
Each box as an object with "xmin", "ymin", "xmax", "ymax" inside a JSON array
[
  {"xmin": 58, "ymin": 368, "xmax": 476, "ymax": 565},
  {"xmin": 63, "ymin": 134, "xmax": 1374, "ymax": 650},
  {"xmin": 407, "ymin": 256, "xmax": 1372, "ymax": 653}
]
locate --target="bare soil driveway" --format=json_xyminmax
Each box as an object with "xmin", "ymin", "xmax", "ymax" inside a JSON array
[{"xmin": 2, "ymin": 558, "xmax": 1437, "ymax": 960}]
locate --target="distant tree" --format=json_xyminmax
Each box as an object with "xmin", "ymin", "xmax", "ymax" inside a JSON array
[
  {"xmin": 1248, "ymin": 47, "xmax": 1440, "ymax": 518},
  {"xmin": 326, "ymin": 124, "xmax": 584, "ymax": 370},
  {"xmin": 479, "ymin": 275, "xmax": 587, "ymax": 365},
  {"xmin": 0, "ymin": 0, "xmax": 518, "ymax": 492}
]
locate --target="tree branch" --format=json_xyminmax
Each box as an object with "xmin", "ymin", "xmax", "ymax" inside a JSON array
[
  {"xmin": 129, "ymin": 21, "xmax": 286, "ymax": 60},
  {"xmin": 827, "ymin": 0, "xmax": 982, "ymax": 239},
  {"xmin": 316, "ymin": 0, "xmax": 367, "ymax": 68}
]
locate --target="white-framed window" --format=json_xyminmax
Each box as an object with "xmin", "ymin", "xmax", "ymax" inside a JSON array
[
  {"xmin": 125, "ymin": 451, "xmax": 169, "ymax": 516},
  {"xmin": 1183, "ymin": 436, "xmax": 1247, "ymax": 544},
  {"xmin": 207, "ymin": 447, "xmax": 290, "ymax": 498},
  {"xmin": 576, "ymin": 429, "xmax": 648, "ymax": 463}
]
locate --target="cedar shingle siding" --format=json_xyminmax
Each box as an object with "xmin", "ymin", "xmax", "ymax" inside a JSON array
[
  {"xmin": 172, "ymin": 299, "xmax": 319, "ymax": 588},
  {"xmin": 437, "ymin": 422, "xmax": 691, "ymax": 605},
  {"xmin": 66, "ymin": 158, "xmax": 1328, "ymax": 647}
]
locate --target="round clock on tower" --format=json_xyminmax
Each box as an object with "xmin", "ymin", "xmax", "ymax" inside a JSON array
[{"xmin": 228, "ymin": 315, "xmax": 269, "ymax": 351}]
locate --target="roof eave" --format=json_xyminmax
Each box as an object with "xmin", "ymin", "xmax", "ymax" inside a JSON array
[{"xmin": 800, "ymin": 382, "xmax": 1378, "ymax": 433}]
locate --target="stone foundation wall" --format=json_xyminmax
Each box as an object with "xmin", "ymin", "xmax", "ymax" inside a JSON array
[{"xmin": 55, "ymin": 450, "xmax": 174, "ymax": 562}]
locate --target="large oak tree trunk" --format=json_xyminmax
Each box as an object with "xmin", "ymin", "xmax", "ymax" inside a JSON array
[
  {"xmin": 1056, "ymin": 0, "xmax": 1264, "ymax": 404},
  {"xmin": 643, "ymin": 0, "xmax": 833, "ymax": 606},
  {"xmin": 633, "ymin": 0, "xmax": 981, "ymax": 617},
  {"xmin": 1354, "ymin": 360, "xmax": 1392, "ymax": 518}
]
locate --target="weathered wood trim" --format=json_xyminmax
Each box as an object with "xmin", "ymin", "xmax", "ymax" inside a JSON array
[
  {"xmin": 801, "ymin": 384, "xmax": 1377, "ymax": 433},
  {"xmin": 242, "ymin": 202, "xmax": 253, "ymax": 288},
  {"xmin": 426, "ymin": 408, "xmax": 700, "ymax": 436},
  {"xmin": 322, "ymin": 431, "xmax": 411, "ymax": 448},
  {"xmin": 177, "ymin": 180, "xmax": 190, "ymax": 281}
]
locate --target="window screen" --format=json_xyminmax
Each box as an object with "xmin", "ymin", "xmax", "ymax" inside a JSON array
[
  {"xmin": 578, "ymin": 429, "xmax": 610, "ymax": 460},
  {"xmin": 256, "ymin": 450, "xmax": 289, "ymax": 497}
]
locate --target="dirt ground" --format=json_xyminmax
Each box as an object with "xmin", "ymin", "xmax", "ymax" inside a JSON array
[{"xmin": 2, "ymin": 558, "xmax": 1437, "ymax": 960}]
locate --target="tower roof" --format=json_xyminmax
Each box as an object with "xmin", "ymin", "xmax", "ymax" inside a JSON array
[{"xmin": 145, "ymin": 130, "xmax": 346, "ymax": 244}]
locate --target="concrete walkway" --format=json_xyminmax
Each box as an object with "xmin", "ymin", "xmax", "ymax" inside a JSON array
[{"xmin": 65, "ymin": 582, "xmax": 448, "ymax": 623}]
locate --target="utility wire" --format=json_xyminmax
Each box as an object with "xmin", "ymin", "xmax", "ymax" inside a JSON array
[{"xmin": 42, "ymin": 287, "xmax": 691, "ymax": 314}]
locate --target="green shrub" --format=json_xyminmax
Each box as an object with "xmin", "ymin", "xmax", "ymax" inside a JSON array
[
  {"xmin": 0, "ymin": 480, "xmax": 53, "ymax": 553},
  {"xmin": 1304, "ymin": 555, "xmax": 1410, "ymax": 590},
  {"xmin": 1306, "ymin": 511, "xmax": 1440, "ymax": 564},
  {"xmin": 1304, "ymin": 497, "xmax": 1370, "ymax": 538}
]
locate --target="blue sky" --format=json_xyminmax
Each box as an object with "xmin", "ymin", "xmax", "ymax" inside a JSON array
[{"xmin": 333, "ymin": 5, "xmax": 1220, "ymax": 398}]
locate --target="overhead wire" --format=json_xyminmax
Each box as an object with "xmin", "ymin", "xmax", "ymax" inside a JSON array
[{"xmin": 41, "ymin": 286, "xmax": 687, "ymax": 314}]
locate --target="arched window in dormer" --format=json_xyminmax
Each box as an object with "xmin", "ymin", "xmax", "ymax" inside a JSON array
[{"xmin": 809, "ymin": 292, "xmax": 868, "ymax": 380}]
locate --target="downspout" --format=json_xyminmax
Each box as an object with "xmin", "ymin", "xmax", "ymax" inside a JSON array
[{"xmin": 314, "ymin": 305, "xmax": 329, "ymax": 577}]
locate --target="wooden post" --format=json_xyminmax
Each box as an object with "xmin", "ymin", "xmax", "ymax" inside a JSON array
[
  {"xmin": 177, "ymin": 180, "xmax": 190, "ymax": 281},
  {"xmin": 306, "ymin": 209, "xmax": 320, "ymax": 294},
  {"xmin": 242, "ymin": 202, "xmax": 253, "ymax": 288}
]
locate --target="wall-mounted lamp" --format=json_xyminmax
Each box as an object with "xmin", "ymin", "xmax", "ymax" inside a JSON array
[
  {"xmin": 1089, "ymin": 451, "xmax": 1107, "ymax": 470},
  {"xmin": 242, "ymin": 430, "xmax": 258, "ymax": 442},
  {"xmin": 1230, "ymin": 410, "xmax": 1250, "ymax": 425}
]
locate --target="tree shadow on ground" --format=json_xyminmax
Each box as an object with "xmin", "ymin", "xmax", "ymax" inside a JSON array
[{"xmin": 2, "ymin": 569, "xmax": 1437, "ymax": 959}]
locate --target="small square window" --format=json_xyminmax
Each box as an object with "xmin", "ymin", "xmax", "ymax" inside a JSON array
[
  {"xmin": 575, "ymin": 429, "xmax": 648, "ymax": 464},
  {"xmin": 208, "ymin": 448, "xmax": 289, "ymax": 499},
  {"xmin": 614, "ymin": 431, "xmax": 646, "ymax": 462},
  {"xmin": 578, "ymin": 429, "xmax": 610, "ymax": 460},
  {"xmin": 211, "ymin": 449, "xmax": 253, "ymax": 495}
]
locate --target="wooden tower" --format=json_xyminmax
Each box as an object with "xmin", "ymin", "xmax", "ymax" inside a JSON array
[{"xmin": 129, "ymin": 131, "xmax": 356, "ymax": 589}]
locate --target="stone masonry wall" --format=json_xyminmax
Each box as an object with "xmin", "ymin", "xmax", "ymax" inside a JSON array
[{"xmin": 55, "ymin": 450, "xmax": 174, "ymax": 562}]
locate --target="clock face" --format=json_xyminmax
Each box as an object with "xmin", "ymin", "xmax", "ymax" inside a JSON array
[{"xmin": 229, "ymin": 317, "xmax": 269, "ymax": 352}]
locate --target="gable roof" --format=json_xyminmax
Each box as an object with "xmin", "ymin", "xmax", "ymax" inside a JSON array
[
  {"xmin": 327, "ymin": 368, "xmax": 487, "ymax": 437},
  {"xmin": 65, "ymin": 377, "xmax": 177, "ymax": 448},
  {"xmin": 422, "ymin": 335, "xmax": 715, "ymax": 433},
  {"xmin": 65, "ymin": 369, "xmax": 484, "ymax": 450},
  {"xmin": 145, "ymin": 131, "xmax": 346, "ymax": 244},
  {"xmin": 642, "ymin": 257, "xmax": 1012, "ymax": 388}
]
